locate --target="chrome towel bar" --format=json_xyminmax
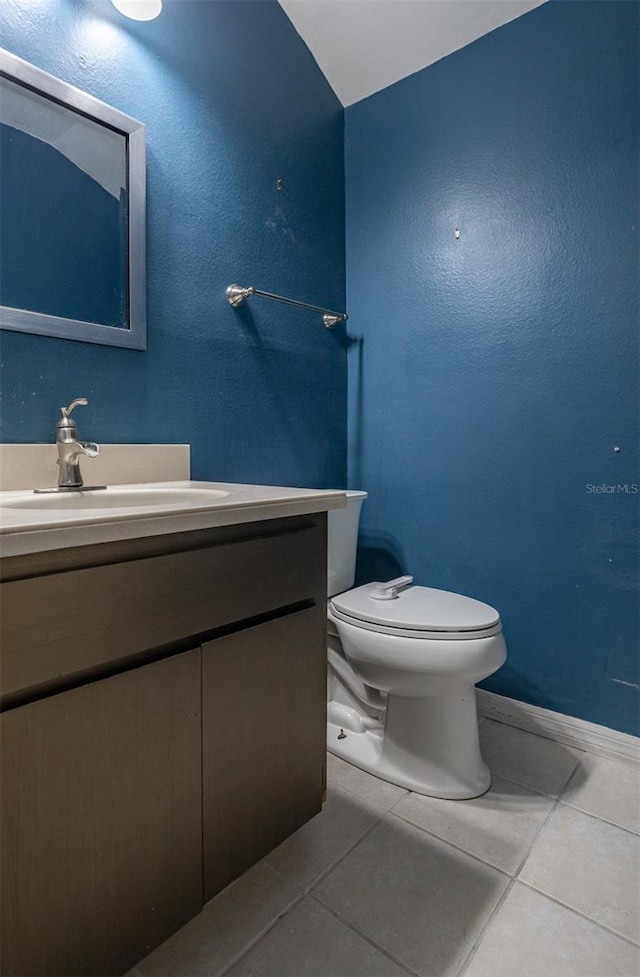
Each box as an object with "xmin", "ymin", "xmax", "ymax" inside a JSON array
[{"xmin": 226, "ymin": 284, "xmax": 348, "ymax": 329}]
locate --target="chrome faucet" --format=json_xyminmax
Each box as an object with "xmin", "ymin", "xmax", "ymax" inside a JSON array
[{"xmin": 34, "ymin": 398, "xmax": 106, "ymax": 493}]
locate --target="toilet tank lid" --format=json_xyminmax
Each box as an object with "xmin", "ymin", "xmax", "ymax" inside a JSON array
[{"xmin": 331, "ymin": 583, "xmax": 500, "ymax": 633}]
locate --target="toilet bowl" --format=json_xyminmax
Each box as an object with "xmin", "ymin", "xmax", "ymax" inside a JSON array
[{"xmin": 327, "ymin": 492, "xmax": 507, "ymax": 799}]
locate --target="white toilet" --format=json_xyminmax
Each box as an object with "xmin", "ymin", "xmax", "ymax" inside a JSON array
[{"xmin": 327, "ymin": 491, "xmax": 507, "ymax": 799}]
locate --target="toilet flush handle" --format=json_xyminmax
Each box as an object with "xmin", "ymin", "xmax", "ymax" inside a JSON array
[{"xmin": 369, "ymin": 576, "xmax": 414, "ymax": 600}]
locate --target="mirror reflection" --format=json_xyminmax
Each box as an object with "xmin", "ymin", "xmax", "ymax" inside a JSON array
[
  {"xmin": 0, "ymin": 49, "xmax": 146, "ymax": 349},
  {"xmin": 1, "ymin": 76, "xmax": 129, "ymax": 329}
]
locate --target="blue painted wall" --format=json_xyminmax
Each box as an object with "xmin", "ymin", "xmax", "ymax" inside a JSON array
[
  {"xmin": 1, "ymin": 0, "xmax": 637, "ymax": 735},
  {"xmin": 0, "ymin": 0, "xmax": 347, "ymax": 488},
  {"xmin": 346, "ymin": 1, "xmax": 639, "ymax": 734}
]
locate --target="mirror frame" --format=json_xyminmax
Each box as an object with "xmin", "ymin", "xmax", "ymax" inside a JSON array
[{"xmin": 0, "ymin": 48, "xmax": 146, "ymax": 350}]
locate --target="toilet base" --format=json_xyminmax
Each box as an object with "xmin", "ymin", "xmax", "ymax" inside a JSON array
[{"xmin": 327, "ymin": 689, "xmax": 491, "ymax": 800}]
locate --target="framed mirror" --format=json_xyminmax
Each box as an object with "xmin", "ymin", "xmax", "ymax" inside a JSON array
[{"xmin": 0, "ymin": 49, "xmax": 146, "ymax": 349}]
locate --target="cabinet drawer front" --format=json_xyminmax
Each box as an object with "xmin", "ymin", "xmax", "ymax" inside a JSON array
[{"xmin": 1, "ymin": 522, "xmax": 325, "ymax": 700}]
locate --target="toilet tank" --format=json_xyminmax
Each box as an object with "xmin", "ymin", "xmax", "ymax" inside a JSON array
[{"xmin": 328, "ymin": 490, "xmax": 367, "ymax": 597}]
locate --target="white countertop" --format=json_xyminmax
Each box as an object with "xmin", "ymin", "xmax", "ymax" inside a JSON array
[{"xmin": 0, "ymin": 481, "xmax": 346, "ymax": 558}]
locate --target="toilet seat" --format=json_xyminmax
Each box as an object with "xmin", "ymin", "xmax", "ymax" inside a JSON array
[{"xmin": 329, "ymin": 584, "xmax": 502, "ymax": 641}]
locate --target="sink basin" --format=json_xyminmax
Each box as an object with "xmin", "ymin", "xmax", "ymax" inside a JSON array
[
  {"xmin": 3, "ymin": 486, "xmax": 230, "ymax": 510},
  {"xmin": 0, "ymin": 477, "xmax": 346, "ymax": 559}
]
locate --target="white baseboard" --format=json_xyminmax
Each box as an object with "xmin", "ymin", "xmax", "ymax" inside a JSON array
[{"xmin": 477, "ymin": 689, "xmax": 640, "ymax": 766}]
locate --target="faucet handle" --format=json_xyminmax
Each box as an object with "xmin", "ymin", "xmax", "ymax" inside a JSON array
[
  {"xmin": 79, "ymin": 441, "xmax": 99, "ymax": 458},
  {"xmin": 61, "ymin": 398, "xmax": 88, "ymax": 418}
]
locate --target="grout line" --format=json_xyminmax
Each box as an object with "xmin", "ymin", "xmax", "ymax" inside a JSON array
[
  {"xmin": 516, "ymin": 879, "xmax": 640, "ymax": 949},
  {"xmin": 337, "ymin": 768, "xmax": 560, "ymax": 880},
  {"xmin": 480, "ymin": 715, "xmax": 593, "ymax": 757},
  {"xmin": 454, "ymin": 877, "xmax": 517, "ymax": 977},
  {"xmin": 539, "ymin": 751, "xmax": 640, "ymax": 835},
  {"xmin": 314, "ymin": 805, "xmax": 518, "ymax": 977},
  {"xmin": 211, "ymin": 863, "xmax": 306, "ymax": 977},
  {"xmin": 223, "ymin": 756, "xmax": 634, "ymax": 976},
  {"xmin": 385, "ymin": 788, "xmax": 411, "ymax": 814},
  {"xmin": 501, "ymin": 718, "xmax": 587, "ymax": 882},
  {"xmin": 216, "ymin": 885, "xmax": 306, "ymax": 977},
  {"xmin": 262, "ymin": 859, "xmax": 304, "ymax": 889},
  {"xmin": 302, "ymin": 806, "xmax": 387, "ymax": 895},
  {"xmin": 326, "ymin": 757, "xmax": 411, "ymax": 812},
  {"xmin": 493, "ymin": 756, "xmax": 640, "ymax": 837},
  {"xmin": 556, "ymin": 797, "xmax": 640, "ymax": 837},
  {"xmin": 329, "ymin": 782, "xmax": 410, "ymax": 816},
  {"xmin": 492, "ymin": 768, "xmax": 572, "ymax": 801},
  {"xmin": 325, "ymin": 776, "xmax": 409, "ymax": 814},
  {"xmin": 553, "ymin": 751, "xmax": 640, "ymax": 836},
  {"xmin": 556, "ymin": 751, "xmax": 584, "ymax": 796},
  {"xmin": 218, "ymin": 806, "xmax": 389, "ymax": 976},
  {"xmin": 557, "ymin": 753, "xmax": 581, "ymax": 798},
  {"xmin": 315, "ymin": 782, "xmax": 524, "ymax": 975},
  {"xmin": 478, "ymin": 704, "xmax": 640, "ymax": 768},
  {"xmin": 225, "ymin": 789, "xmax": 636, "ymax": 977},
  {"xmin": 387, "ymin": 807, "xmax": 513, "ymax": 880},
  {"xmin": 388, "ymin": 773, "xmax": 571, "ymax": 975},
  {"xmin": 510, "ymin": 794, "xmax": 562, "ymax": 881},
  {"xmin": 474, "ymin": 756, "xmax": 581, "ymax": 801},
  {"xmin": 311, "ymin": 896, "xmax": 419, "ymax": 976}
]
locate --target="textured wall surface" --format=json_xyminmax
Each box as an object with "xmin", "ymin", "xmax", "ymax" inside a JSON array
[
  {"xmin": 2, "ymin": 0, "xmax": 637, "ymax": 735},
  {"xmin": 0, "ymin": 0, "xmax": 346, "ymax": 488},
  {"xmin": 346, "ymin": 1, "xmax": 639, "ymax": 733}
]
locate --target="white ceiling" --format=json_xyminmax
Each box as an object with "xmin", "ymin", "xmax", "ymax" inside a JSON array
[{"xmin": 278, "ymin": 0, "xmax": 546, "ymax": 106}]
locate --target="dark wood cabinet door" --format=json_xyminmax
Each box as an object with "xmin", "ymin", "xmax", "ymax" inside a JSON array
[
  {"xmin": 202, "ymin": 606, "xmax": 327, "ymax": 900},
  {"xmin": 0, "ymin": 650, "xmax": 203, "ymax": 977}
]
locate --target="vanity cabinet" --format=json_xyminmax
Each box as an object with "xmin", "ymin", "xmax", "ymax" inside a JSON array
[{"xmin": 0, "ymin": 513, "xmax": 327, "ymax": 976}]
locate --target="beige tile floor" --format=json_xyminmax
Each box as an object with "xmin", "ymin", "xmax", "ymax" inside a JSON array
[{"xmin": 130, "ymin": 718, "xmax": 640, "ymax": 977}]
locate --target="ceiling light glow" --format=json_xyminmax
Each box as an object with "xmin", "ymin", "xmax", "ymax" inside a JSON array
[{"xmin": 111, "ymin": 0, "xmax": 162, "ymax": 21}]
